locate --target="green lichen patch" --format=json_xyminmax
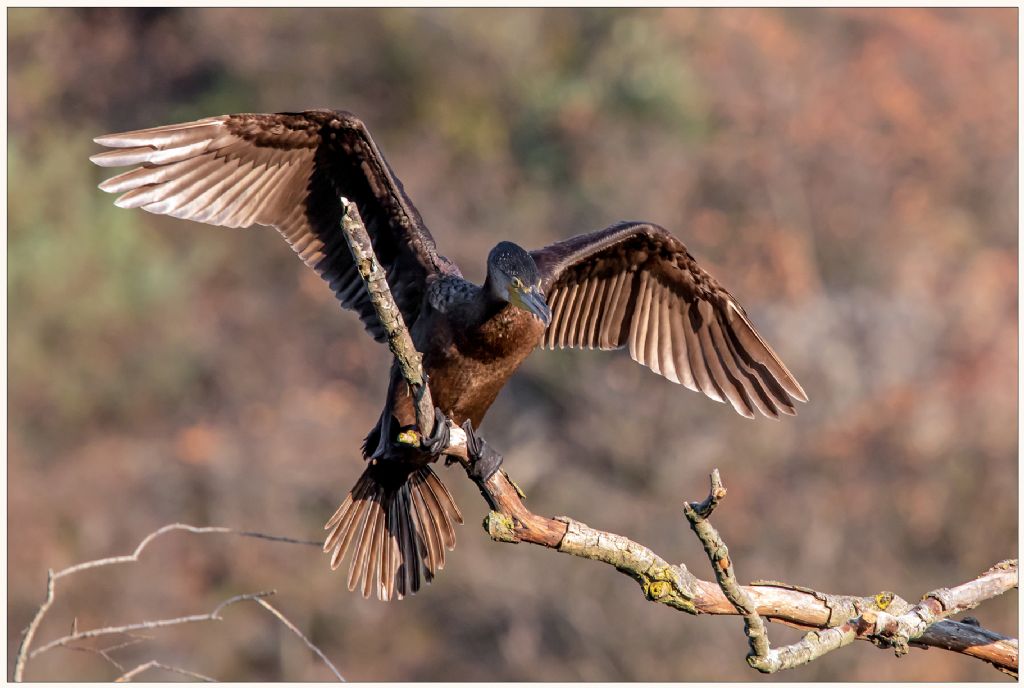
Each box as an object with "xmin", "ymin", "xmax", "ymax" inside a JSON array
[
  {"xmin": 874, "ymin": 591, "xmax": 895, "ymax": 610},
  {"xmin": 484, "ymin": 511, "xmax": 518, "ymax": 543},
  {"xmin": 396, "ymin": 429, "xmax": 421, "ymax": 446}
]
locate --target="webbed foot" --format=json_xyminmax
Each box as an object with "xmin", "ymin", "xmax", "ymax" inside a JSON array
[
  {"xmin": 422, "ymin": 406, "xmax": 451, "ymax": 461},
  {"xmin": 460, "ymin": 419, "xmax": 503, "ymax": 482}
]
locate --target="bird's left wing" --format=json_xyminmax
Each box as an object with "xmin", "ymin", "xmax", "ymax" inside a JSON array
[
  {"xmin": 91, "ymin": 110, "xmax": 447, "ymax": 341},
  {"xmin": 531, "ymin": 221, "xmax": 807, "ymax": 419}
]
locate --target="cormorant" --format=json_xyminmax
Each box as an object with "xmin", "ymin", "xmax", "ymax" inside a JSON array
[{"xmin": 91, "ymin": 109, "xmax": 807, "ymax": 601}]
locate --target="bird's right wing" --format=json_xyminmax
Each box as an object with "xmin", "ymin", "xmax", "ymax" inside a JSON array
[
  {"xmin": 531, "ymin": 221, "xmax": 807, "ymax": 419},
  {"xmin": 91, "ymin": 110, "xmax": 447, "ymax": 341}
]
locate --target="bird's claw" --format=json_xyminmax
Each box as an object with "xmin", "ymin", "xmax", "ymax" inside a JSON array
[
  {"xmin": 460, "ymin": 419, "xmax": 503, "ymax": 482},
  {"xmin": 422, "ymin": 406, "xmax": 451, "ymax": 460}
]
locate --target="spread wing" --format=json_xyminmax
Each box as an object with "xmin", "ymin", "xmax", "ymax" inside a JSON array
[
  {"xmin": 91, "ymin": 109, "xmax": 448, "ymax": 341},
  {"xmin": 531, "ymin": 221, "xmax": 808, "ymax": 419}
]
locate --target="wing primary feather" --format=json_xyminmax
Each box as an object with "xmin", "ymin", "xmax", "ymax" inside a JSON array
[
  {"xmin": 149, "ymin": 157, "xmax": 256, "ymax": 219},
  {"xmin": 657, "ymin": 288, "xmax": 679, "ymax": 383},
  {"xmin": 89, "ymin": 146, "xmax": 165, "ymax": 168},
  {"xmin": 193, "ymin": 158, "xmax": 268, "ymax": 225},
  {"xmin": 92, "ymin": 119, "xmax": 225, "ymax": 148},
  {"xmin": 645, "ymin": 282, "xmax": 662, "ymax": 375},
  {"xmin": 696, "ymin": 302, "xmax": 755, "ymax": 418},
  {"xmin": 569, "ymin": 278, "xmax": 593, "ymax": 346},
  {"xmin": 726, "ymin": 302, "xmax": 808, "ymax": 402},
  {"xmin": 630, "ymin": 272, "xmax": 652, "ymax": 364},
  {"xmin": 682, "ymin": 301, "xmax": 724, "ymax": 402},
  {"xmin": 97, "ymin": 156, "xmax": 209, "ymax": 194},
  {"xmin": 584, "ymin": 277, "xmax": 608, "ymax": 349},
  {"xmin": 556, "ymin": 282, "xmax": 581, "ymax": 349},
  {"xmin": 191, "ymin": 161, "xmax": 269, "ymax": 225},
  {"xmin": 565, "ymin": 278, "xmax": 591, "ymax": 346},
  {"xmin": 710, "ymin": 311, "xmax": 783, "ymax": 419},
  {"xmin": 226, "ymin": 159, "xmax": 296, "ymax": 228},
  {"xmin": 613, "ymin": 271, "xmax": 639, "ymax": 348},
  {"xmin": 544, "ymin": 287, "xmax": 566, "ymax": 349},
  {"xmin": 668, "ymin": 298, "xmax": 698, "ymax": 391},
  {"xmin": 146, "ymin": 139, "xmax": 220, "ymax": 166},
  {"xmin": 719, "ymin": 312, "xmax": 797, "ymax": 415},
  {"xmin": 113, "ymin": 155, "xmax": 225, "ymax": 209},
  {"xmin": 599, "ymin": 272, "xmax": 628, "ymax": 349}
]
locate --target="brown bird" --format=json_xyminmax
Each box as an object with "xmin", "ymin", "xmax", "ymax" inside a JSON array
[{"xmin": 91, "ymin": 109, "xmax": 807, "ymax": 601}]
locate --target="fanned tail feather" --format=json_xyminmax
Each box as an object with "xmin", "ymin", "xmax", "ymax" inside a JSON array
[{"xmin": 324, "ymin": 463, "xmax": 462, "ymax": 601}]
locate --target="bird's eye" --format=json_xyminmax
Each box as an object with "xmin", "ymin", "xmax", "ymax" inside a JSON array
[{"xmin": 512, "ymin": 277, "xmax": 523, "ymax": 289}]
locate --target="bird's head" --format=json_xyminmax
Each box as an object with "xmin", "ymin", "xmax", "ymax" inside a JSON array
[{"xmin": 486, "ymin": 241, "xmax": 551, "ymax": 326}]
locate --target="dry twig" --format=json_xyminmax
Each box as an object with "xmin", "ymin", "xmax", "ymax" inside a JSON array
[
  {"xmin": 338, "ymin": 199, "xmax": 1019, "ymax": 677},
  {"xmin": 253, "ymin": 597, "xmax": 346, "ymax": 681},
  {"xmin": 114, "ymin": 660, "xmax": 216, "ymax": 682},
  {"xmin": 14, "ymin": 524, "xmax": 339, "ymax": 682}
]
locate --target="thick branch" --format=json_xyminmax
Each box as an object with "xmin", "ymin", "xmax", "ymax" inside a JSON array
[
  {"xmin": 340, "ymin": 199, "xmax": 434, "ymax": 436},
  {"xmin": 337, "ymin": 197, "xmax": 1019, "ymax": 677}
]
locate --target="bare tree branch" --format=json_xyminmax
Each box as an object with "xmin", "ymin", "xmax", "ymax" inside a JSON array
[
  {"xmin": 340, "ymin": 199, "xmax": 434, "ymax": 437},
  {"xmin": 114, "ymin": 660, "xmax": 216, "ymax": 682},
  {"xmin": 14, "ymin": 524, "xmax": 335, "ymax": 682},
  {"xmin": 681, "ymin": 472, "xmax": 1018, "ymax": 674},
  {"xmin": 337, "ymin": 199, "xmax": 1019, "ymax": 677},
  {"xmin": 28, "ymin": 590, "xmax": 277, "ymax": 660}
]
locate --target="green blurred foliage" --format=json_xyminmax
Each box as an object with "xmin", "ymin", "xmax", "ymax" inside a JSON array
[{"xmin": 8, "ymin": 7, "xmax": 1017, "ymax": 682}]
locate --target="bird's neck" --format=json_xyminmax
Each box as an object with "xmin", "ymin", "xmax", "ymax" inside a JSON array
[{"xmin": 481, "ymin": 271, "xmax": 508, "ymax": 317}]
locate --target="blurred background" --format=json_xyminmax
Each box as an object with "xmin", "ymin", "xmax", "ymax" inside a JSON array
[{"xmin": 7, "ymin": 7, "xmax": 1017, "ymax": 681}]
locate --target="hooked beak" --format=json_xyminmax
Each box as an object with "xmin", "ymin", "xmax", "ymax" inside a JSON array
[{"xmin": 510, "ymin": 285, "xmax": 552, "ymax": 326}]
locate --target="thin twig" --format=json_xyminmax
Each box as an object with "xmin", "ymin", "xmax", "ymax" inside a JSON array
[
  {"xmin": 114, "ymin": 660, "xmax": 216, "ymax": 682},
  {"xmin": 15, "ymin": 523, "xmax": 319, "ymax": 681},
  {"xmin": 65, "ymin": 634, "xmax": 153, "ymax": 672},
  {"xmin": 65, "ymin": 643, "xmax": 127, "ymax": 672},
  {"xmin": 253, "ymin": 598, "xmax": 346, "ymax": 681},
  {"xmin": 29, "ymin": 591, "xmax": 276, "ymax": 659}
]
